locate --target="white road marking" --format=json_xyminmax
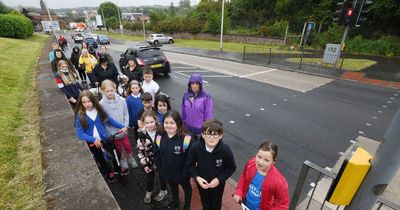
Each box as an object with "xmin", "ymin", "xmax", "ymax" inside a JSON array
[
  {"xmin": 201, "ymin": 75, "xmax": 232, "ymax": 78},
  {"xmin": 378, "ymin": 110, "xmax": 383, "ymax": 113},
  {"xmin": 371, "ymin": 116, "xmax": 378, "ymax": 119},
  {"xmin": 174, "ymin": 69, "xmax": 209, "ymax": 73},
  {"xmin": 172, "ymin": 66, "xmax": 199, "ymax": 69},
  {"xmin": 239, "ymin": 69, "xmax": 277, "ymax": 78},
  {"xmin": 283, "ymin": 98, "xmax": 288, "ymax": 101},
  {"xmin": 273, "ymin": 104, "xmax": 277, "ymax": 106},
  {"xmin": 382, "ymin": 105, "xmax": 387, "ymax": 108},
  {"xmin": 390, "ymin": 97, "xmax": 395, "ymax": 100},
  {"xmin": 365, "ymin": 123, "xmax": 372, "ymax": 126},
  {"xmin": 358, "ymin": 131, "xmax": 365, "ymax": 134},
  {"xmin": 260, "ymin": 108, "xmax": 265, "ymax": 111},
  {"xmin": 387, "ymin": 101, "xmax": 392, "ymax": 104},
  {"xmin": 394, "ymin": 94, "xmax": 398, "ymax": 96},
  {"xmin": 245, "ymin": 114, "xmax": 251, "ymax": 117},
  {"xmin": 175, "ymin": 71, "xmax": 209, "ymax": 83},
  {"xmin": 229, "ymin": 121, "xmax": 235, "ymax": 124}
]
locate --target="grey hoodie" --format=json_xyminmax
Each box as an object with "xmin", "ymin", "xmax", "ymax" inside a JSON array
[{"xmin": 100, "ymin": 93, "xmax": 129, "ymax": 137}]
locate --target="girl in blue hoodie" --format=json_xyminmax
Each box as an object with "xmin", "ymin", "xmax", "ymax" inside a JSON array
[
  {"xmin": 181, "ymin": 73, "xmax": 214, "ymax": 141},
  {"xmin": 75, "ymin": 90, "xmax": 127, "ymax": 183}
]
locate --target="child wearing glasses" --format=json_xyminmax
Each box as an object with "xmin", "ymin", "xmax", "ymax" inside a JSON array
[{"xmin": 186, "ymin": 119, "xmax": 236, "ymax": 210}]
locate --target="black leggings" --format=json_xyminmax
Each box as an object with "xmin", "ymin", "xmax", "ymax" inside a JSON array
[
  {"xmin": 77, "ymin": 68, "xmax": 87, "ymax": 81},
  {"xmin": 145, "ymin": 170, "xmax": 167, "ymax": 192},
  {"xmin": 169, "ymin": 178, "xmax": 192, "ymax": 207},
  {"xmin": 88, "ymin": 141, "xmax": 121, "ymax": 175},
  {"xmin": 198, "ymin": 182, "xmax": 225, "ymax": 210}
]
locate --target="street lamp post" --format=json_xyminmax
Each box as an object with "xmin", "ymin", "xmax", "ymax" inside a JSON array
[
  {"xmin": 219, "ymin": 0, "xmax": 225, "ymax": 53},
  {"xmin": 115, "ymin": 0, "xmax": 124, "ymax": 40},
  {"xmin": 141, "ymin": 9, "xmax": 146, "ymax": 41},
  {"xmin": 101, "ymin": 8, "xmax": 108, "ymax": 35},
  {"xmin": 43, "ymin": 0, "xmax": 55, "ymax": 36}
]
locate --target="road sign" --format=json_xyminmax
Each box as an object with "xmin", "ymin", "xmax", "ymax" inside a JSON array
[
  {"xmin": 323, "ymin": 44, "xmax": 341, "ymax": 65},
  {"xmin": 41, "ymin": 21, "xmax": 60, "ymax": 32}
]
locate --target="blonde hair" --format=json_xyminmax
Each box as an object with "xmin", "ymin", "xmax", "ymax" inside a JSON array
[
  {"xmin": 100, "ymin": 79, "xmax": 116, "ymax": 91},
  {"xmin": 57, "ymin": 60, "xmax": 77, "ymax": 85}
]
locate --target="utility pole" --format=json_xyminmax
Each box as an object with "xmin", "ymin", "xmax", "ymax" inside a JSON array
[
  {"xmin": 141, "ymin": 9, "xmax": 146, "ymax": 41},
  {"xmin": 115, "ymin": 0, "xmax": 124, "ymax": 40},
  {"xmin": 346, "ymin": 108, "xmax": 400, "ymax": 209},
  {"xmin": 43, "ymin": 0, "xmax": 55, "ymax": 37},
  {"xmin": 101, "ymin": 8, "xmax": 108, "ymax": 35},
  {"xmin": 299, "ymin": 22, "xmax": 306, "ymax": 49},
  {"xmin": 219, "ymin": 0, "xmax": 225, "ymax": 53}
]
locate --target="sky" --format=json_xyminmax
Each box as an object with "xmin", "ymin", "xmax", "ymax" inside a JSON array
[{"xmin": 1, "ymin": 0, "xmax": 194, "ymax": 9}]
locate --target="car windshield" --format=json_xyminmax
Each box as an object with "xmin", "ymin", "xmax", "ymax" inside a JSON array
[{"xmin": 139, "ymin": 48, "xmax": 162, "ymax": 58}]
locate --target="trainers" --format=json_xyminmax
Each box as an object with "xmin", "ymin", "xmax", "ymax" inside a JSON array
[
  {"xmin": 154, "ymin": 190, "xmax": 168, "ymax": 201},
  {"xmin": 144, "ymin": 191, "xmax": 152, "ymax": 204},
  {"xmin": 128, "ymin": 156, "xmax": 138, "ymax": 169},
  {"xmin": 121, "ymin": 159, "xmax": 129, "ymax": 170},
  {"xmin": 121, "ymin": 168, "xmax": 129, "ymax": 176},
  {"xmin": 107, "ymin": 172, "xmax": 116, "ymax": 183}
]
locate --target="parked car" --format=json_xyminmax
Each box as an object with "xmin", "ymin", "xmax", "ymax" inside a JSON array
[
  {"xmin": 97, "ymin": 34, "xmax": 110, "ymax": 45},
  {"xmin": 147, "ymin": 34, "xmax": 174, "ymax": 45},
  {"xmin": 119, "ymin": 46, "xmax": 170, "ymax": 75},
  {"xmin": 84, "ymin": 37, "xmax": 98, "ymax": 48},
  {"xmin": 73, "ymin": 33, "xmax": 84, "ymax": 43}
]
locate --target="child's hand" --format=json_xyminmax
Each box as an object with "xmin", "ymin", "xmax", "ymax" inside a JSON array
[
  {"xmin": 233, "ymin": 194, "xmax": 242, "ymax": 204},
  {"xmin": 208, "ymin": 178, "xmax": 220, "ymax": 188},
  {"xmin": 94, "ymin": 139, "xmax": 102, "ymax": 148},
  {"xmin": 144, "ymin": 166, "xmax": 152, "ymax": 173},
  {"xmin": 196, "ymin": 176, "xmax": 209, "ymax": 189}
]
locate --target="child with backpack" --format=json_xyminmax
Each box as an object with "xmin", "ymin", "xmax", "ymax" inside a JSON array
[
  {"xmin": 99, "ymin": 80, "xmax": 137, "ymax": 172},
  {"xmin": 154, "ymin": 110, "xmax": 193, "ymax": 210},
  {"xmin": 187, "ymin": 119, "xmax": 236, "ymax": 210},
  {"xmin": 137, "ymin": 110, "xmax": 168, "ymax": 204},
  {"xmin": 75, "ymin": 90, "xmax": 127, "ymax": 183}
]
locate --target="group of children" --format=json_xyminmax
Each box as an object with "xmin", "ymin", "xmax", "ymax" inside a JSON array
[{"xmin": 50, "ymin": 42, "xmax": 289, "ymax": 210}]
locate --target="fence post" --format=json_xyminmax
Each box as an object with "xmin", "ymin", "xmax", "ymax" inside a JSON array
[
  {"xmin": 242, "ymin": 46, "xmax": 246, "ymax": 63},
  {"xmin": 299, "ymin": 50, "xmax": 304, "ymax": 70},
  {"xmin": 339, "ymin": 53, "xmax": 345, "ymax": 72},
  {"xmin": 267, "ymin": 48, "xmax": 271, "ymax": 65},
  {"xmin": 289, "ymin": 161, "xmax": 310, "ymax": 210}
]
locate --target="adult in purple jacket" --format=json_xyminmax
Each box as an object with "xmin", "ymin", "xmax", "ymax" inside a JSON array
[{"xmin": 181, "ymin": 73, "xmax": 213, "ymax": 141}]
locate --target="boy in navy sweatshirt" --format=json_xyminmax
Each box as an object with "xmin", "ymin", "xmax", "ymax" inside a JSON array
[{"xmin": 186, "ymin": 119, "xmax": 236, "ymax": 210}]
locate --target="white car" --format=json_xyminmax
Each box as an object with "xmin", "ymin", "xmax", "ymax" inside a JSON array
[{"xmin": 147, "ymin": 34, "xmax": 174, "ymax": 45}]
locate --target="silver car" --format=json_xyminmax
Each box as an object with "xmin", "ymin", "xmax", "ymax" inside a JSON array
[{"xmin": 147, "ymin": 34, "xmax": 174, "ymax": 45}]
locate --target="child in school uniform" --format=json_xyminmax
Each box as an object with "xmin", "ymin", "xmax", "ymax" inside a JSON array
[
  {"xmin": 99, "ymin": 79, "xmax": 137, "ymax": 172},
  {"xmin": 141, "ymin": 69, "xmax": 160, "ymax": 103},
  {"xmin": 136, "ymin": 92, "xmax": 154, "ymax": 130},
  {"xmin": 154, "ymin": 94, "xmax": 171, "ymax": 124},
  {"xmin": 137, "ymin": 110, "xmax": 168, "ymax": 204},
  {"xmin": 126, "ymin": 80, "xmax": 144, "ymax": 147},
  {"xmin": 187, "ymin": 119, "xmax": 236, "ymax": 210},
  {"xmin": 74, "ymin": 90, "xmax": 127, "ymax": 183},
  {"xmin": 154, "ymin": 110, "xmax": 193, "ymax": 210}
]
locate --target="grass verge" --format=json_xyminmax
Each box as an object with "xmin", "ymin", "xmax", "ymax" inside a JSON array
[
  {"xmin": 285, "ymin": 58, "xmax": 377, "ymax": 71},
  {"xmin": 96, "ymin": 30, "xmax": 144, "ymax": 42},
  {"xmin": 0, "ymin": 34, "xmax": 48, "ymax": 209}
]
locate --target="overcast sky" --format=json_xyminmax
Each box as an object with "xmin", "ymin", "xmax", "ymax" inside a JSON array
[{"xmin": 2, "ymin": 0, "xmax": 195, "ymax": 9}]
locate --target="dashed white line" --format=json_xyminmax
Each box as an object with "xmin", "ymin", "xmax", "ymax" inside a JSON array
[
  {"xmin": 229, "ymin": 121, "xmax": 235, "ymax": 124},
  {"xmin": 378, "ymin": 110, "xmax": 383, "ymax": 113},
  {"xmin": 273, "ymin": 104, "xmax": 277, "ymax": 106},
  {"xmin": 245, "ymin": 114, "xmax": 251, "ymax": 117},
  {"xmin": 382, "ymin": 105, "xmax": 387, "ymax": 108},
  {"xmin": 371, "ymin": 116, "xmax": 378, "ymax": 119},
  {"xmin": 260, "ymin": 108, "xmax": 265, "ymax": 111},
  {"xmin": 390, "ymin": 97, "xmax": 395, "ymax": 100},
  {"xmin": 365, "ymin": 123, "xmax": 372, "ymax": 127},
  {"xmin": 358, "ymin": 131, "xmax": 365, "ymax": 134},
  {"xmin": 283, "ymin": 98, "xmax": 288, "ymax": 101},
  {"xmin": 394, "ymin": 94, "xmax": 398, "ymax": 96},
  {"xmin": 174, "ymin": 71, "xmax": 209, "ymax": 83},
  {"xmin": 172, "ymin": 66, "xmax": 199, "ymax": 69},
  {"xmin": 387, "ymin": 101, "xmax": 392, "ymax": 104}
]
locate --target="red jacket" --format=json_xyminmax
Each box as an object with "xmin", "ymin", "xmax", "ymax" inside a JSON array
[{"xmin": 235, "ymin": 157, "xmax": 289, "ymax": 210}]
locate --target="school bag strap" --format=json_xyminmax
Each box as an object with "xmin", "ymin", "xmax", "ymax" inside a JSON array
[
  {"xmin": 155, "ymin": 134, "xmax": 162, "ymax": 148},
  {"xmin": 183, "ymin": 134, "xmax": 191, "ymax": 153}
]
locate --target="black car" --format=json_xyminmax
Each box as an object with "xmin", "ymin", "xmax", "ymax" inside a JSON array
[
  {"xmin": 119, "ymin": 46, "xmax": 171, "ymax": 75},
  {"xmin": 84, "ymin": 37, "xmax": 98, "ymax": 49}
]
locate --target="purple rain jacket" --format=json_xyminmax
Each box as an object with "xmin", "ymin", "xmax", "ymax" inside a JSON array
[{"xmin": 181, "ymin": 74, "xmax": 213, "ymax": 135}]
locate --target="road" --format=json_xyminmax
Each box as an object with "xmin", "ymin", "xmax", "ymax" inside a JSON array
[{"xmin": 63, "ymin": 34, "xmax": 400, "ymax": 209}]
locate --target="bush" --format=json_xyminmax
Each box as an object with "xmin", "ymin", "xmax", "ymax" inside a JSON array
[
  {"xmin": 0, "ymin": 13, "xmax": 33, "ymax": 38},
  {"xmin": 258, "ymin": 20, "xmax": 288, "ymax": 38},
  {"xmin": 123, "ymin": 20, "xmax": 143, "ymax": 31},
  {"xmin": 152, "ymin": 17, "xmax": 185, "ymax": 34},
  {"xmin": 347, "ymin": 35, "xmax": 400, "ymax": 56},
  {"xmin": 312, "ymin": 24, "xmax": 343, "ymax": 49}
]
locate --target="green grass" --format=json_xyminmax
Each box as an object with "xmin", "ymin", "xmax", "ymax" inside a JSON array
[
  {"xmin": 0, "ymin": 34, "xmax": 47, "ymax": 209},
  {"xmin": 96, "ymin": 30, "xmax": 145, "ymax": 42},
  {"xmin": 285, "ymin": 58, "xmax": 377, "ymax": 71}
]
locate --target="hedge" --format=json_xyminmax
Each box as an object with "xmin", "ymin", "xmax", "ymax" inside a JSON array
[{"xmin": 0, "ymin": 13, "xmax": 34, "ymax": 39}]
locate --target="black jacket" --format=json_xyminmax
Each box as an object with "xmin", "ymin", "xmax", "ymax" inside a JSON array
[
  {"xmin": 186, "ymin": 138, "xmax": 236, "ymax": 183},
  {"xmin": 154, "ymin": 132, "xmax": 193, "ymax": 183},
  {"xmin": 122, "ymin": 65, "xmax": 143, "ymax": 83},
  {"xmin": 92, "ymin": 62, "xmax": 119, "ymax": 85}
]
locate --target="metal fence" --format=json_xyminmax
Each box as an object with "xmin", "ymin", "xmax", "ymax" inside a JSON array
[{"xmin": 242, "ymin": 46, "xmax": 345, "ymax": 77}]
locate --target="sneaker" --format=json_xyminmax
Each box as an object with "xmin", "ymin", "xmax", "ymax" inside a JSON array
[
  {"xmin": 121, "ymin": 159, "xmax": 129, "ymax": 170},
  {"xmin": 128, "ymin": 156, "xmax": 138, "ymax": 169},
  {"xmin": 121, "ymin": 168, "xmax": 129, "ymax": 176},
  {"xmin": 154, "ymin": 190, "xmax": 168, "ymax": 201},
  {"xmin": 144, "ymin": 191, "xmax": 152, "ymax": 204},
  {"xmin": 107, "ymin": 172, "xmax": 116, "ymax": 183}
]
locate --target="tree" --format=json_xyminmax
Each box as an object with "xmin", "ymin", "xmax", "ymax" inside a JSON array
[
  {"xmin": 98, "ymin": 2, "xmax": 120, "ymax": 21},
  {"xmin": 0, "ymin": 2, "xmax": 12, "ymax": 14},
  {"xmin": 169, "ymin": 2, "xmax": 176, "ymax": 17}
]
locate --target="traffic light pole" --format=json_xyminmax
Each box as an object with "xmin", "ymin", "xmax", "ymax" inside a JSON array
[
  {"xmin": 346, "ymin": 108, "xmax": 400, "ymax": 209},
  {"xmin": 340, "ymin": 25, "xmax": 349, "ymax": 51}
]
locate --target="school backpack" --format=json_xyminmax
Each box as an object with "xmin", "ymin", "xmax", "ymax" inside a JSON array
[{"xmin": 155, "ymin": 134, "xmax": 191, "ymax": 153}]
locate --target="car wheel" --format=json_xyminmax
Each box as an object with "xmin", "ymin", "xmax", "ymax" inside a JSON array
[
  {"xmin": 168, "ymin": 39, "xmax": 174, "ymax": 44},
  {"xmin": 154, "ymin": 40, "xmax": 159, "ymax": 46}
]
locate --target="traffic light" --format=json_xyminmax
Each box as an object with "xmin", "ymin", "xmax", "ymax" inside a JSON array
[
  {"xmin": 334, "ymin": 0, "xmax": 354, "ymax": 26},
  {"xmin": 343, "ymin": 1, "xmax": 354, "ymax": 26},
  {"xmin": 355, "ymin": 0, "xmax": 372, "ymax": 27}
]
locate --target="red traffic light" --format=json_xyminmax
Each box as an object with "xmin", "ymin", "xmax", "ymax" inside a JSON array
[{"xmin": 346, "ymin": 8, "xmax": 354, "ymax": 16}]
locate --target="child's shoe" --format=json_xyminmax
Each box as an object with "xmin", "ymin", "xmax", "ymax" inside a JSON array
[
  {"xmin": 128, "ymin": 155, "xmax": 138, "ymax": 169},
  {"xmin": 154, "ymin": 190, "xmax": 168, "ymax": 201},
  {"xmin": 107, "ymin": 172, "xmax": 116, "ymax": 183},
  {"xmin": 144, "ymin": 191, "xmax": 152, "ymax": 204}
]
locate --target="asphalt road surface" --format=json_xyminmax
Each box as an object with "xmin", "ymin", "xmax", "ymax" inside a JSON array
[{"xmin": 62, "ymin": 33, "xmax": 400, "ymax": 209}]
